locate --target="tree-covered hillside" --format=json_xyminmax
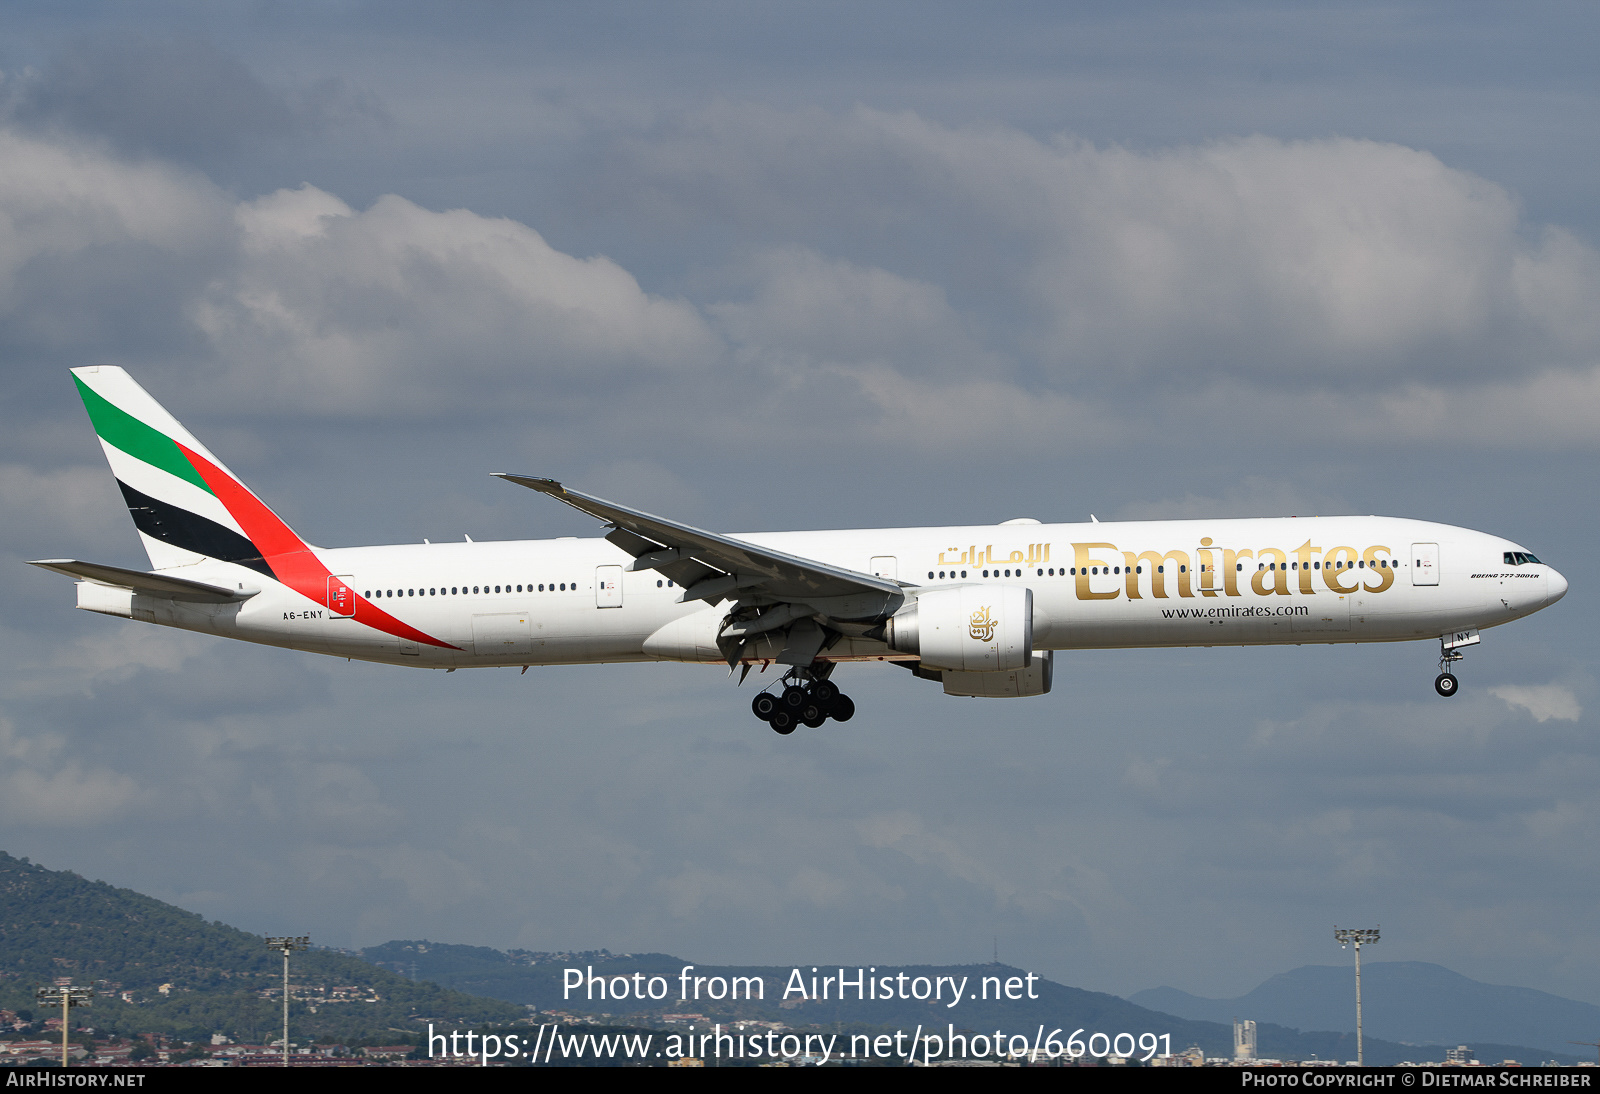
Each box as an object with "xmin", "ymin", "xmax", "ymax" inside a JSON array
[{"xmin": 0, "ymin": 851, "xmax": 521, "ymax": 1042}]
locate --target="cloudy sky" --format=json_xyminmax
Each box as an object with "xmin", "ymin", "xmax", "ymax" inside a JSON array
[{"xmin": 3, "ymin": 2, "xmax": 1598, "ymax": 1007}]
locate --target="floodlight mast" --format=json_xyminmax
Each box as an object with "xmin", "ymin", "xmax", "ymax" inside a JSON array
[
  {"xmin": 34, "ymin": 981, "xmax": 94, "ymax": 1067},
  {"xmin": 265, "ymin": 936, "xmax": 310, "ymax": 1068},
  {"xmin": 1334, "ymin": 927, "xmax": 1380, "ymax": 1066}
]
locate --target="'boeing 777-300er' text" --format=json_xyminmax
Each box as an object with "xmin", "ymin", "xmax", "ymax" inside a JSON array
[{"xmin": 32, "ymin": 367, "xmax": 1568, "ymax": 733}]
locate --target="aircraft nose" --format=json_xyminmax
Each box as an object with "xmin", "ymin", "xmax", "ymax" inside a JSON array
[{"xmin": 1546, "ymin": 567, "xmax": 1569, "ymax": 606}]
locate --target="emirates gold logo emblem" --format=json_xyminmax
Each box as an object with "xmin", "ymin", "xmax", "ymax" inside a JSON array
[{"xmin": 969, "ymin": 605, "xmax": 998, "ymax": 642}]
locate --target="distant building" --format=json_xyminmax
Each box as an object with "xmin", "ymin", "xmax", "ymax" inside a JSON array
[
  {"xmin": 1445, "ymin": 1045, "xmax": 1476, "ymax": 1065},
  {"xmin": 1233, "ymin": 1019, "xmax": 1256, "ymax": 1061}
]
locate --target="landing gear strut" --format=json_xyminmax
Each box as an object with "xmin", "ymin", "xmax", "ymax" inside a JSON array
[
  {"xmin": 1435, "ymin": 636, "xmax": 1464, "ymax": 698},
  {"xmin": 750, "ymin": 665, "xmax": 855, "ymax": 732}
]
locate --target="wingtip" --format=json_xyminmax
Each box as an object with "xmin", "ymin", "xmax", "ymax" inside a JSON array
[{"xmin": 492, "ymin": 473, "xmax": 566, "ymax": 495}]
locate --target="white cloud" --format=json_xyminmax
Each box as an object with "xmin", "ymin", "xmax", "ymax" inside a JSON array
[
  {"xmin": 611, "ymin": 107, "xmax": 1600, "ymax": 447},
  {"xmin": 5, "ymin": 116, "xmax": 1599, "ymax": 454},
  {"xmin": 1490, "ymin": 684, "xmax": 1582, "ymax": 723},
  {"xmin": 0, "ymin": 130, "xmax": 224, "ymax": 282},
  {"xmin": 710, "ymin": 246, "xmax": 983, "ymax": 371},
  {"xmin": 0, "ymin": 764, "xmax": 140, "ymax": 825},
  {"xmin": 194, "ymin": 185, "xmax": 722, "ymax": 414}
]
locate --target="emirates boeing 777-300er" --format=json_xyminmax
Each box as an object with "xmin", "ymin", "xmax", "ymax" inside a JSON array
[{"xmin": 32, "ymin": 367, "xmax": 1568, "ymax": 733}]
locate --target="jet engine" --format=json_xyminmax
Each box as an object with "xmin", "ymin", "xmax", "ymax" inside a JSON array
[{"xmin": 884, "ymin": 585, "xmax": 1032, "ymax": 672}]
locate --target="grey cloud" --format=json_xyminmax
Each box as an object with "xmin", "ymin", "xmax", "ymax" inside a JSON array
[
  {"xmin": 602, "ymin": 105, "xmax": 1600, "ymax": 389},
  {"xmin": 6, "ymin": 115, "xmax": 1599, "ymax": 470},
  {"xmin": 0, "ymin": 129, "xmax": 232, "ymax": 365},
  {"xmin": 709, "ymin": 246, "xmax": 992, "ymax": 375},
  {"xmin": 6, "ymin": 34, "xmax": 371, "ymax": 157}
]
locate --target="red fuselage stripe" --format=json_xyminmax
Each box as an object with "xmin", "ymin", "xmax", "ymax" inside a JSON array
[{"xmin": 176, "ymin": 443, "xmax": 457, "ymax": 649}]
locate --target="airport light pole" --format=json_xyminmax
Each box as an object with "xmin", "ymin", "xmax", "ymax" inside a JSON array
[
  {"xmin": 265, "ymin": 936, "xmax": 309, "ymax": 1068},
  {"xmin": 35, "ymin": 981, "xmax": 94, "ymax": 1067},
  {"xmin": 1334, "ymin": 927, "xmax": 1379, "ymax": 1066}
]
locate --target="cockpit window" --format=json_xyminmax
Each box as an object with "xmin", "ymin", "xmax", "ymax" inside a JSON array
[{"xmin": 1503, "ymin": 552, "xmax": 1543, "ymax": 566}]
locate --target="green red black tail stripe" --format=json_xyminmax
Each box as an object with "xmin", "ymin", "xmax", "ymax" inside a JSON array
[
  {"xmin": 173, "ymin": 442, "xmax": 456, "ymax": 650},
  {"xmin": 115, "ymin": 480, "xmax": 274, "ymax": 578}
]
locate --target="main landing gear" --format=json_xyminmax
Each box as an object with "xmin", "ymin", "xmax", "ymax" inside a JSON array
[{"xmin": 751, "ymin": 668, "xmax": 855, "ymax": 734}]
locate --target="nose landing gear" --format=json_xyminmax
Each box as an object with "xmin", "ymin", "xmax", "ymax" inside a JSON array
[
  {"xmin": 1433, "ymin": 631, "xmax": 1474, "ymax": 697},
  {"xmin": 751, "ymin": 666, "xmax": 855, "ymax": 732}
]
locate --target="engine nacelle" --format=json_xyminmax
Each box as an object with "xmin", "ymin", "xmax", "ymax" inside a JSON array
[
  {"xmin": 884, "ymin": 585, "xmax": 1032, "ymax": 672},
  {"xmin": 941, "ymin": 650, "xmax": 1053, "ymax": 697}
]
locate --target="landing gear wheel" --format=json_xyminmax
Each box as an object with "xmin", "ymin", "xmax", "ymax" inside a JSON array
[
  {"xmin": 830, "ymin": 694, "xmax": 855, "ymax": 722},
  {"xmin": 752, "ymin": 693, "xmax": 778, "ymax": 721},
  {"xmin": 769, "ymin": 709, "xmax": 796, "ymax": 734},
  {"xmin": 801, "ymin": 705, "xmax": 826, "ymax": 728},
  {"xmin": 1434, "ymin": 672, "xmax": 1459, "ymax": 697},
  {"xmin": 781, "ymin": 685, "xmax": 808, "ymax": 710},
  {"xmin": 810, "ymin": 680, "xmax": 839, "ymax": 706}
]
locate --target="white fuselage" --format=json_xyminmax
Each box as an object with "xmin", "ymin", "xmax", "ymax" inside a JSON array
[{"xmin": 92, "ymin": 515, "xmax": 1564, "ymax": 671}]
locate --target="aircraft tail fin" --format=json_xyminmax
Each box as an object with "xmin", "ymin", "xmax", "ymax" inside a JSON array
[{"xmin": 70, "ymin": 366, "xmax": 313, "ymax": 579}]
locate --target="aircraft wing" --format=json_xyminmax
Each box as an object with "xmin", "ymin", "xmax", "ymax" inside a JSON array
[
  {"xmin": 28, "ymin": 559, "xmax": 256, "ymax": 601},
  {"xmin": 492, "ymin": 474, "xmax": 905, "ymax": 607}
]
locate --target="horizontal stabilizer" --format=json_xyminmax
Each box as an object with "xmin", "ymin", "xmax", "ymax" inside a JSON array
[{"xmin": 28, "ymin": 559, "xmax": 256, "ymax": 602}]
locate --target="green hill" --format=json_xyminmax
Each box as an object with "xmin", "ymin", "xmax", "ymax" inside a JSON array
[{"xmin": 0, "ymin": 851, "xmax": 521, "ymax": 1044}]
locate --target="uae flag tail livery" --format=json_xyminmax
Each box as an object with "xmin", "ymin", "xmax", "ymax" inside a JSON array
[
  {"xmin": 29, "ymin": 366, "xmax": 1568, "ymax": 733},
  {"xmin": 33, "ymin": 366, "xmax": 450, "ymax": 655}
]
